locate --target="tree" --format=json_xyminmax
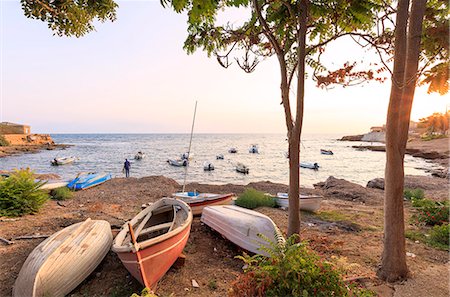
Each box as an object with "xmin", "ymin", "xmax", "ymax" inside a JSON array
[
  {"xmin": 160, "ymin": 0, "xmax": 381, "ymax": 236},
  {"xmin": 419, "ymin": 112, "xmax": 450, "ymax": 135}
]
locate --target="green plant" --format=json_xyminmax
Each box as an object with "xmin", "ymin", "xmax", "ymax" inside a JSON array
[
  {"xmin": 50, "ymin": 187, "xmax": 73, "ymax": 200},
  {"xmin": 420, "ymin": 134, "xmax": 447, "ymax": 141},
  {"xmin": 208, "ymin": 279, "xmax": 218, "ymax": 290},
  {"xmin": 414, "ymin": 199, "xmax": 449, "ymax": 226},
  {"xmin": 0, "ymin": 135, "xmax": 9, "ymax": 146},
  {"xmin": 404, "ymin": 188, "xmax": 425, "ymax": 200},
  {"xmin": 428, "ymin": 224, "xmax": 449, "ymax": 250},
  {"xmin": 0, "ymin": 169, "xmax": 48, "ymax": 217},
  {"xmin": 229, "ymin": 235, "xmax": 375, "ymax": 297},
  {"xmin": 235, "ymin": 188, "xmax": 276, "ymax": 209},
  {"xmin": 130, "ymin": 288, "xmax": 158, "ymax": 297},
  {"xmin": 314, "ymin": 210, "xmax": 350, "ymax": 222}
]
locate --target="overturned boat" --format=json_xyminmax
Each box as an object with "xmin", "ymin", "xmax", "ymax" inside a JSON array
[{"xmin": 67, "ymin": 172, "xmax": 112, "ymax": 191}]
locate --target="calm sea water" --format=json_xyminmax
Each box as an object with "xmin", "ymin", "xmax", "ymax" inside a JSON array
[{"xmin": 0, "ymin": 134, "xmax": 441, "ymax": 187}]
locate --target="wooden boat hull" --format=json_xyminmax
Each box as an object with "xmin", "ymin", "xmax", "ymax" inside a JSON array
[
  {"xmin": 112, "ymin": 198, "xmax": 193, "ymax": 289},
  {"xmin": 13, "ymin": 219, "xmax": 112, "ymax": 297},
  {"xmin": 275, "ymin": 193, "xmax": 323, "ymax": 212},
  {"xmin": 201, "ymin": 205, "xmax": 285, "ymax": 256},
  {"xmin": 173, "ymin": 193, "xmax": 234, "ymax": 215}
]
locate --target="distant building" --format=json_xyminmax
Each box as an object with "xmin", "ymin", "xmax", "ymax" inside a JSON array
[
  {"xmin": 370, "ymin": 126, "xmax": 385, "ymax": 133},
  {"xmin": 0, "ymin": 122, "xmax": 31, "ymax": 135}
]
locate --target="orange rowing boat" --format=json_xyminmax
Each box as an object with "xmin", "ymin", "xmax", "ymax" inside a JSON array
[{"xmin": 112, "ymin": 198, "xmax": 192, "ymax": 289}]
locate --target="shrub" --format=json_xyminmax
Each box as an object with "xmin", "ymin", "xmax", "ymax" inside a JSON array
[
  {"xmin": 428, "ymin": 224, "xmax": 449, "ymax": 250},
  {"xmin": 229, "ymin": 235, "xmax": 375, "ymax": 297},
  {"xmin": 404, "ymin": 188, "xmax": 425, "ymax": 200},
  {"xmin": 413, "ymin": 199, "xmax": 449, "ymax": 226},
  {"xmin": 130, "ymin": 288, "xmax": 158, "ymax": 297},
  {"xmin": 50, "ymin": 187, "xmax": 73, "ymax": 200},
  {"xmin": 0, "ymin": 135, "xmax": 9, "ymax": 146},
  {"xmin": 0, "ymin": 169, "xmax": 48, "ymax": 217},
  {"xmin": 235, "ymin": 188, "xmax": 276, "ymax": 209}
]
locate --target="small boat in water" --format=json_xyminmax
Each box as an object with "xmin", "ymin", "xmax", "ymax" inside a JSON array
[
  {"xmin": 320, "ymin": 149, "xmax": 334, "ymax": 155},
  {"xmin": 67, "ymin": 172, "xmax": 112, "ymax": 191},
  {"xmin": 112, "ymin": 198, "xmax": 193, "ymax": 289},
  {"xmin": 181, "ymin": 152, "xmax": 191, "ymax": 160},
  {"xmin": 172, "ymin": 192, "xmax": 234, "ymax": 215},
  {"xmin": 275, "ymin": 193, "xmax": 323, "ymax": 212},
  {"xmin": 50, "ymin": 157, "xmax": 77, "ymax": 166},
  {"xmin": 236, "ymin": 162, "xmax": 249, "ymax": 174},
  {"xmin": 249, "ymin": 144, "xmax": 259, "ymax": 154},
  {"xmin": 300, "ymin": 162, "xmax": 319, "ymax": 170},
  {"xmin": 228, "ymin": 147, "xmax": 237, "ymax": 153},
  {"xmin": 13, "ymin": 218, "xmax": 112, "ymax": 297},
  {"xmin": 201, "ymin": 205, "xmax": 285, "ymax": 256},
  {"xmin": 203, "ymin": 162, "xmax": 215, "ymax": 171},
  {"xmin": 167, "ymin": 158, "xmax": 188, "ymax": 167},
  {"xmin": 134, "ymin": 151, "xmax": 146, "ymax": 160},
  {"xmin": 216, "ymin": 154, "xmax": 224, "ymax": 160}
]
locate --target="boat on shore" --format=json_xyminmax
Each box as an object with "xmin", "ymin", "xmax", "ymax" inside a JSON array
[
  {"xmin": 320, "ymin": 149, "xmax": 333, "ymax": 155},
  {"xmin": 300, "ymin": 162, "xmax": 319, "ymax": 170},
  {"xmin": 39, "ymin": 180, "xmax": 69, "ymax": 190},
  {"xmin": 13, "ymin": 218, "xmax": 112, "ymax": 297},
  {"xmin": 134, "ymin": 151, "xmax": 145, "ymax": 160},
  {"xmin": 112, "ymin": 198, "xmax": 193, "ymax": 289},
  {"xmin": 167, "ymin": 159, "xmax": 188, "ymax": 167},
  {"xmin": 172, "ymin": 192, "xmax": 234, "ymax": 215},
  {"xmin": 67, "ymin": 172, "xmax": 112, "ymax": 191},
  {"xmin": 201, "ymin": 205, "xmax": 285, "ymax": 256},
  {"xmin": 275, "ymin": 192, "xmax": 323, "ymax": 212},
  {"xmin": 203, "ymin": 162, "xmax": 215, "ymax": 171},
  {"xmin": 236, "ymin": 162, "xmax": 249, "ymax": 174},
  {"xmin": 50, "ymin": 157, "xmax": 77, "ymax": 166}
]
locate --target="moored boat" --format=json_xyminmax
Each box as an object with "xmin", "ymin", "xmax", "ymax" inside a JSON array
[
  {"xmin": 172, "ymin": 192, "xmax": 234, "ymax": 215},
  {"xmin": 67, "ymin": 172, "xmax": 112, "ymax": 191},
  {"xmin": 201, "ymin": 205, "xmax": 285, "ymax": 256},
  {"xmin": 216, "ymin": 154, "xmax": 224, "ymax": 160},
  {"xmin": 228, "ymin": 147, "xmax": 237, "ymax": 153},
  {"xmin": 50, "ymin": 157, "xmax": 77, "ymax": 166},
  {"xmin": 275, "ymin": 192, "xmax": 323, "ymax": 212},
  {"xmin": 13, "ymin": 219, "xmax": 112, "ymax": 297},
  {"xmin": 112, "ymin": 198, "xmax": 193, "ymax": 289},
  {"xmin": 249, "ymin": 144, "xmax": 259, "ymax": 154},
  {"xmin": 203, "ymin": 162, "xmax": 215, "ymax": 171},
  {"xmin": 320, "ymin": 149, "xmax": 333, "ymax": 155},
  {"xmin": 300, "ymin": 162, "xmax": 319, "ymax": 170},
  {"xmin": 236, "ymin": 162, "xmax": 249, "ymax": 174},
  {"xmin": 134, "ymin": 151, "xmax": 146, "ymax": 160},
  {"xmin": 167, "ymin": 159, "xmax": 188, "ymax": 167}
]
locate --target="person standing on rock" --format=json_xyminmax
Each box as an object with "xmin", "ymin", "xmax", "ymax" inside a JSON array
[{"xmin": 123, "ymin": 159, "xmax": 131, "ymax": 178}]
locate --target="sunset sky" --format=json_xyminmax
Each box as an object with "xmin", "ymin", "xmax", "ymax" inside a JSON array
[{"xmin": 1, "ymin": 0, "xmax": 448, "ymax": 134}]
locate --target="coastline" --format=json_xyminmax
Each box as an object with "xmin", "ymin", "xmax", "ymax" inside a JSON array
[
  {"xmin": 0, "ymin": 143, "xmax": 69, "ymax": 158},
  {"xmin": 0, "ymin": 175, "xmax": 448, "ymax": 297}
]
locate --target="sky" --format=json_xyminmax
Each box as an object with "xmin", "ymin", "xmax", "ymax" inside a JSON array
[{"xmin": 0, "ymin": 0, "xmax": 448, "ymax": 134}]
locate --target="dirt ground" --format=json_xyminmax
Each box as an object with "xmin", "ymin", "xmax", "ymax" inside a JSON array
[{"xmin": 0, "ymin": 175, "xmax": 448, "ymax": 297}]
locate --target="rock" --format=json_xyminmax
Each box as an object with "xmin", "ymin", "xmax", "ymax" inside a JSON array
[
  {"xmin": 315, "ymin": 176, "xmax": 381, "ymax": 204},
  {"xmin": 192, "ymin": 279, "xmax": 199, "ymax": 288},
  {"xmin": 430, "ymin": 168, "xmax": 449, "ymax": 179},
  {"xmin": 339, "ymin": 134, "xmax": 364, "ymax": 141},
  {"xmin": 406, "ymin": 252, "xmax": 416, "ymax": 258},
  {"xmin": 367, "ymin": 178, "xmax": 385, "ymax": 190}
]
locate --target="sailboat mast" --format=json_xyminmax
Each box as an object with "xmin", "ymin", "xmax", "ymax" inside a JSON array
[{"xmin": 182, "ymin": 101, "xmax": 197, "ymax": 192}]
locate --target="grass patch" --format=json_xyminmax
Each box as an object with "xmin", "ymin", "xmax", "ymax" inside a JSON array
[
  {"xmin": 208, "ymin": 279, "xmax": 218, "ymax": 290},
  {"xmin": 405, "ymin": 230, "xmax": 426, "ymax": 242},
  {"xmin": 404, "ymin": 188, "xmax": 425, "ymax": 200},
  {"xmin": 405, "ymin": 226, "xmax": 449, "ymax": 251},
  {"xmin": 50, "ymin": 187, "xmax": 73, "ymax": 200},
  {"xmin": 314, "ymin": 210, "xmax": 350, "ymax": 222},
  {"xmin": 0, "ymin": 135, "xmax": 9, "ymax": 146},
  {"xmin": 0, "ymin": 169, "xmax": 48, "ymax": 217},
  {"xmin": 421, "ymin": 134, "xmax": 447, "ymax": 141},
  {"xmin": 235, "ymin": 188, "xmax": 276, "ymax": 209},
  {"xmin": 130, "ymin": 288, "xmax": 159, "ymax": 297}
]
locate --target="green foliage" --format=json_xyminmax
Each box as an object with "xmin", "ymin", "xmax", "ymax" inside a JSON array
[
  {"xmin": 314, "ymin": 210, "xmax": 350, "ymax": 222},
  {"xmin": 208, "ymin": 279, "xmax": 218, "ymax": 290},
  {"xmin": 230, "ymin": 235, "xmax": 375, "ymax": 297},
  {"xmin": 403, "ymin": 188, "xmax": 425, "ymax": 200},
  {"xmin": 0, "ymin": 169, "xmax": 48, "ymax": 217},
  {"xmin": 421, "ymin": 133, "xmax": 448, "ymax": 141},
  {"xmin": 428, "ymin": 224, "xmax": 449, "ymax": 250},
  {"xmin": 130, "ymin": 288, "xmax": 158, "ymax": 297},
  {"xmin": 20, "ymin": 0, "xmax": 118, "ymax": 37},
  {"xmin": 50, "ymin": 187, "xmax": 73, "ymax": 201},
  {"xmin": 0, "ymin": 135, "xmax": 9, "ymax": 146},
  {"xmin": 235, "ymin": 188, "xmax": 276, "ymax": 209},
  {"xmin": 412, "ymin": 199, "xmax": 449, "ymax": 226}
]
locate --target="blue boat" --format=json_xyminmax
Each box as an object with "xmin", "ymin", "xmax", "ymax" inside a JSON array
[{"xmin": 67, "ymin": 172, "xmax": 112, "ymax": 191}]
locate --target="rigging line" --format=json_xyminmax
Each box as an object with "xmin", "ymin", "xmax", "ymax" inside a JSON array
[{"xmin": 182, "ymin": 101, "xmax": 198, "ymax": 193}]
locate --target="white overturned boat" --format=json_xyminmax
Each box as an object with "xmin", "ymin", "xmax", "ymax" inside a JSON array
[
  {"xmin": 300, "ymin": 162, "xmax": 319, "ymax": 170},
  {"xmin": 134, "ymin": 151, "xmax": 146, "ymax": 160},
  {"xmin": 201, "ymin": 205, "xmax": 285, "ymax": 256},
  {"xmin": 236, "ymin": 162, "xmax": 249, "ymax": 174},
  {"xmin": 13, "ymin": 219, "xmax": 112, "ymax": 297},
  {"xmin": 203, "ymin": 162, "xmax": 215, "ymax": 171},
  {"xmin": 167, "ymin": 159, "xmax": 188, "ymax": 167},
  {"xmin": 172, "ymin": 192, "xmax": 234, "ymax": 215},
  {"xmin": 50, "ymin": 157, "xmax": 77, "ymax": 166},
  {"xmin": 275, "ymin": 192, "xmax": 323, "ymax": 212}
]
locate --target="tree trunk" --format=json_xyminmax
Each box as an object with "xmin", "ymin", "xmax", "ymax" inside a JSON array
[
  {"xmin": 378, "ymin": 0, "xmax": 410, "ymax": 282},
  {"xmin": 287, "ymin": 135, "xmax": 300, "ymax": 236}
]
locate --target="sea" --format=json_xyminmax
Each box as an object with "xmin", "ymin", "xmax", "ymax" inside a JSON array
[{"xmin": 0, "ymin": 134, "xmax": 442, "ymax": 187}]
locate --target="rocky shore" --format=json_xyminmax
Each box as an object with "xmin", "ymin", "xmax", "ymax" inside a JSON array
[
  {"xmin": 0, "ymin": 143, "xmax": 69, "ymax": 158},
  {"xmin": 0, "ymin": 175, "xmax": 448, "ymax": 297}
]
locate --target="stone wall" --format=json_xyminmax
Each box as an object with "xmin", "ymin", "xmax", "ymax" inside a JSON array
[{"xmin": 0, "ymin": 124, "xmax": 30, "ymax": 135}]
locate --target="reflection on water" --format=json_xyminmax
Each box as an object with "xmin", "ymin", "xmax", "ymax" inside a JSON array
[{"xmin": 0, "ymin": 134, "xmax": 440, "ymax": 187}]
